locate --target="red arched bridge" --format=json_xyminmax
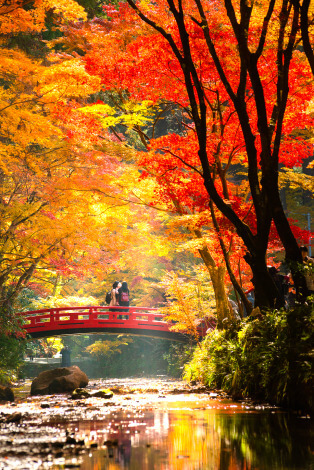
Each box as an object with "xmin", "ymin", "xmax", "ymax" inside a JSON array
[{"xmin": 20, "ymin": 306, "xmax": 214, "ymax": 342}]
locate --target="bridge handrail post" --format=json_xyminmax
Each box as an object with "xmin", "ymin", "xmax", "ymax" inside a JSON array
[
  {"xmin": 49, "ymin": 309, "xmax": 54, "ymax": 325},
  {"xmin": 51, "ymin": 308, "xmax": 61, "ymax": 323},
  {"xmin": 89, "ymin": 306, "xmax": 99, "ymax": 322},
  {"xmin": 52, "ymin": 309, "xmax": 61, "ymax": 325}
]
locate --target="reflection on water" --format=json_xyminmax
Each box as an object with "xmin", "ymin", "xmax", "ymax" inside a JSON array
[{"xmin": 78, "ymin": 400, "xmax": 313, "ymax": 470}]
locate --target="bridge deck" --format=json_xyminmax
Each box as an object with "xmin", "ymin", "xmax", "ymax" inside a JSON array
[{"xmin": 19, "ymin": 306, "xmax": 211, "ymax": 341}]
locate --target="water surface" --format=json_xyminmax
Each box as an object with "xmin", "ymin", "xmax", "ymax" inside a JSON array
[
  {"xmin": 0, "ymin": 378, "xmax": 312, "ymax": 470},
  {"xmin": 78, "ymin": 393, "xmax": 313, "ymax": 469}
]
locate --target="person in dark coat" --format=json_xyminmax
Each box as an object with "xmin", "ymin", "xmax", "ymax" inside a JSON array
[
  {"xmin": 268, "ymin": 266, "xmax": 287, "ymax": 309},
  {"xmin": 118, "ymin": 281, "xmax": 130, "ymax": 312},
  {"xmin": 300, "ymin": 245, "xmax": 314, "ymax": 298},
  {"xmin": 61, "ymin": 346, "xmax": 71, "ymax": 367}
]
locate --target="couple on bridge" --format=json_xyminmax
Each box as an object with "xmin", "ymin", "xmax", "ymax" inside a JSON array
[{"xmin": 109, "ymin": 281, "xmax": 130, "ymax": 312}]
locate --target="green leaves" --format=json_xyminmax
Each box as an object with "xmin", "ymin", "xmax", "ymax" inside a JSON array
[{"xmin": 184, "ymin": 304, "xmax": 314, "ymax": 410}]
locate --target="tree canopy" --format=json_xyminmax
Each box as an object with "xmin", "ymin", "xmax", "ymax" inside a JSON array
[{"xmin": 0, "ymin": 0, "xmax": 313, "ymax": 340}]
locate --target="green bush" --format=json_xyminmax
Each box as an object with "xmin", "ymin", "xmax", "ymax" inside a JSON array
[
  {"xmin": 0, "ymin": 305, "xmax": 27, "ymax": 383},
  {"xmin": 163, "ymin": 342, "xmax": 195, "ymax": 377},
  {"xmin": 0, "ymin": 334, "xmax": 27, "ymax": 384},
  {"xmin": 184, "ymin": 304, "xmax": 313, "ymax": 412}
]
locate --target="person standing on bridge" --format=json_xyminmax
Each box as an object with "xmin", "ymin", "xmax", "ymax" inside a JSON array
[
  {"xmin": 109, "ymin": 281, "xmax": 120, "ymax": 311},
  {"xmin": 118, "ymin": 281, "xmax": 130, "ymax": 312}
]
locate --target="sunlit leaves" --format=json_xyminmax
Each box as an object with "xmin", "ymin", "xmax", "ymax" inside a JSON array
[
  {"xmin": 86, "ymin": 337, "xmax": 132, "ymax": 358},
  {"xmin": 79, "ymin": 100, "xmax": 155, "ymax": 129},
  {"xmin": 158, "ymin": 271, "xmax": 216, "ymax": 339},
  {"xmin": 39, "ymin": 57, "xmax": 101, "ymax": 101},
  {"xmin": 0, "ymin": 0, "xmax": 87, "ymax": 35},
  {"xmin": 0, "ymin": 5, "xmax": 122, "ymax": 307}
]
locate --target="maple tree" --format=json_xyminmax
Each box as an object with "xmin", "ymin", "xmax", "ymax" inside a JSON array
[
  {"xmin": 79, "ymin": 0, "xmax": 313, "ymax": 309},
  {"xmin": 299, "ymin": 0, "xmax": 314, "ymax": 76},
  {"xmin": 0, "ymin": 0, "xmax": 208, "ymax": 376},
  {"xmin": 50, "ymin": 3, "xmax": 308, "ymax": 323},
  {"xmin": 0, "ymin": 10, "xmax": 172, "ymax": 383},
  {"xmin": 54, "ymin": 16, "xmax": 248, "ymax": 323},
  {"xmin": 1, "ymin": 0, "xmax": 313, "ymax": 341},
  {"xmin": 0, "ymin": 0, "xmax": 137, "ymax": 323},
  {"xmin": 0, "ymin": 51, "xmax": 99, "ymax": 312}
]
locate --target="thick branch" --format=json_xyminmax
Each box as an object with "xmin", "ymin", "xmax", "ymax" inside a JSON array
[{"xmin": 301, "ymin": 0, "xmax": 314, "ymax": 75}]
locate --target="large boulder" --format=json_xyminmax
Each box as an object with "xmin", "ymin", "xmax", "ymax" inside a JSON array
[
  {"xmin": 31, "ymin": 366, "xmax": 88, "ymax": 396},
  {"xmin": 0, "ymin": 385, "xmax": 14, "ymax": 402}
]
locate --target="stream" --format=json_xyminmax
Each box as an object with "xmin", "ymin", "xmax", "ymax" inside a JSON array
[{"xmin": 0, "ymin": 377, "xmax": 313, "ymax": 470}]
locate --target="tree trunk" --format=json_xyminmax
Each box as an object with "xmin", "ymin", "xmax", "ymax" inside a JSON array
[
  {"xmin": 125, "ymin": 0, "xmax": 295, "ymax": 311},
  {"xmin": 244, "ymin": 250, "xmax": 283, "ymax": 309},
  {"xmin": 266, "ymin": 183, "xmax": 307, "ymax": 301},
  {"xmin": 195, "ymin": 234, "xmax": 235, "ymax": 328},
  {"xmin": 209, "ymin": 265, "xmax": 234, "ymax": 329}
]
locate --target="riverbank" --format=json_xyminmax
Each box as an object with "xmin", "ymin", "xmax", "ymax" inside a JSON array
[
  {"xmin": 184, "ymin": 305, "xmax": 314, "ymax": 415},
  {"xmin": 0, "ymin": 377, "xmax": 313, "ymax": 469}
]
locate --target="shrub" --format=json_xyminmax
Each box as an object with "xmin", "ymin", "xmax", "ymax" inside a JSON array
[
  {"xmin": 184, "ymin": 304, "xmax": 313, "ymax": 412},
  {"xmin": 163, "ymin": 342, "xmax": 195, "ymax": 377},
  {"xmin": 0, "ymin": 305, "xmax": 27, "ymax": 383},
  {"xmin": 0, "ymin": 334, "xmax": 27, "ymax": 384}
]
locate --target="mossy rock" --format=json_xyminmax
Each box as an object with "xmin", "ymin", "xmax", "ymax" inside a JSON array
[
  {"xmin": 70, "ymin": 388, "xmax": 90, "ymax": 399},
  {"xmin": 0, "ymin": 386, "xmax": 14, "ymax": 402},
  {"xmin": 91, "ymin": 389, "xmax": 113, "ymax": 399}
]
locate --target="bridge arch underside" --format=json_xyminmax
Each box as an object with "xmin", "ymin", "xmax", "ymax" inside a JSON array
[{"xmin": 26, "ymin": 327, "xmax": 191, "ymax": 342}]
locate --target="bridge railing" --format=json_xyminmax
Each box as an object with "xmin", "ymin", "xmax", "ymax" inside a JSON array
[
  {"xmin": 19, "ymin": 306, "xmax": 211, "ymax": 337},
  {"xmin": 21, "ymin": 306, "xmax": 163, "ymax": 327}
]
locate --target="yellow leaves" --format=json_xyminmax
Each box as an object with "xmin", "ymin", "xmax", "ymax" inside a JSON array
[
  {"xmin": 0, "ymin": 48, "xmax": 40, "ymax": 82},
  {"xmin": 45, "ymin": 0, "xmax": 87, "ymax": 23},
  {"xmin": 79, "ymin": 100, "xmax": 155, "ymax": 129},
  {"xmin": 86, "ymin": 338, "xmax": 131, "ymax": 359},
  {"xmin": 279, "ymin": 168, "xmax": 314, "ymax": 193},
  {"xmin": 80, "ymin": 103, "xmax": 113, "ymax": 116},
  {"xmin": 0, "ymin": 47, "xmax": 115, "ymax": 290},
  {"xmin": 158, "ymin": 271, "xmax": 216, "ymax": 339},
  {"xmin": 0, "ymin": 48, "xmax": 66, "ymax": 177},
  {"xmin": 28, "ymin": 296, "xmax": 100, "ymax": 310},
  {"xmin": 0, "ymin": 2, "xmax": 169, "ymax": 299},
  {"xmin": 0, "ymin": 0, "xmax": 87, "ymax": 35},
  {"xmin": 138, "ymin": 0, "xmax": 155, "ymax": 14},
  {"xmin": 0, "ymin": 0, "xmax": 188, "ymax": 301},
  {"xmin": 39, "ymin": 58, "xmax": 101, "ymax": 101}
]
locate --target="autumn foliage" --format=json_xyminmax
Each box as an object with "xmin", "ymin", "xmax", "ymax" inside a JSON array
[
  {"xmin": 70, "ymin": 0, "xmax": 313, "ymax": 312},
  {"xmin": 1, "ymin": 0, "xmax": 313, "ymax": 341}
]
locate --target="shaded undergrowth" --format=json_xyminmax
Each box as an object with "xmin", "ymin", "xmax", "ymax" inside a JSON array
[{"xmin": 184, "ymin": 304, "xmax": 314, "ymax": 413}]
